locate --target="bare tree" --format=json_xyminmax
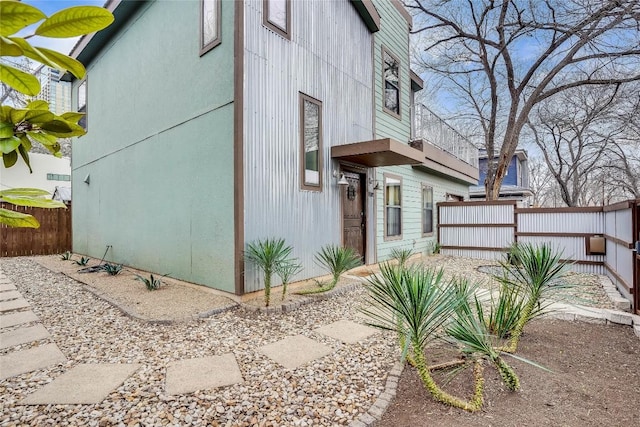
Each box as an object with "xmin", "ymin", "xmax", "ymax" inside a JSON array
[
  {"xmin": 407, "ymin": 0, "xmax": 640, "ymax": 200},
  {"xmin": 527, "ymin": 155, "xmax": 556, "ymax": 207}
]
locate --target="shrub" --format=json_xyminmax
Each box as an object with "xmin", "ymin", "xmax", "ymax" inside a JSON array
[
  {"xmin": 390, "ymin": 247, "xmax": 414, "ymax": 267},
  {"xmin": 314, "ymin": 245, "xmax": 361, "ymax": 290},
  {"xmin": 245, "ymin": 238, "xmax": 293, "ymax": 307},
  {"xmin": 134, "ymin": 273, "xmax": 166, "ymax": 291},
  {"xmin": 73, "ymin": 256, "xmax": 90, "ymax": 266},
  {"xmin": 60, "ymin": 251, "xmax": 72, "ymax": 260},
  {"xmin": 102, "ymin": 263, "xmax": 123, "ymax": 276}
]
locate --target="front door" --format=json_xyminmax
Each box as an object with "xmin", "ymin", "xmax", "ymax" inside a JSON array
[{"xmin": 342, "ymin": 171, "xmax": 366, "ymax": 261}]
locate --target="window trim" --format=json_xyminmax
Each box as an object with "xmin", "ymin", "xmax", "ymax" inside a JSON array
[
  {"xmin": 383, "ymin": 173, "xmax": 402, "ymax": 241},
  {"xmin": 263, "ymin": 0, "xmax": 291, "ymax": 40},
  {"xmin": 200, "ymin": 0, "xmax": 221, "ymax": 56},
  {"xmin": 422, "ymin": 183, "xmax": 434, "ymax": 237},
  {"xmin": 77, "ymin": 78, "xmax": 87, "ymax": 131},
  {"xmin": 381, "ymin": 46, "xmax": 401, "ymax": 120},
  {"xmin": 299, "ymin": 93, "xmax": 323, "ymax": 192}
]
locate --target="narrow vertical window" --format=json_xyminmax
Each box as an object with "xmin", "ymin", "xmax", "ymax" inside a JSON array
[
  {"xmin": 264, "ymin": 0, "xmax": 290, "ymax": 39},
  {"xmin": 384, "ymin": 174, "xmax": 402, "ymax": 239},
  {"xmin": 77, "ymin": 79, "xmax": 87, "ymax": 130},
  {"xmin": 300, "ymin": 94, "xmax": 322, "ymax": 191},
  {"xmin": 383, "ymin": 49, "xmax": 400, "ymax": 116},
  {"xmin": 422, "ymin": 184, "xmax": 433, "ymax": 235},
  {"xmin": 201, "ymin": 0, "xmax": 221, "ymax": 55}
]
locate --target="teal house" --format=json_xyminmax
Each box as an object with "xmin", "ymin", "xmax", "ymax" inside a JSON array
[{"xmin": 70, "ymin": 0, "xmax": 478, "ymax": 295}]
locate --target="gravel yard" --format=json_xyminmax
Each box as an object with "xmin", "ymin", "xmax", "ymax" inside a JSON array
[{"xmin": 0, "ymin": 254, "xmax": 619, "ymax": 426}]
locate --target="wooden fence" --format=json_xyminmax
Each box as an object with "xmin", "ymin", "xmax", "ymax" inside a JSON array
[
  {"xmin": 437, "ymin": 199, "xmax": 639, "ymax": 313},
  {"xmin": 0, "ymin": 202, "xmax": 72, "ymax": 257}
]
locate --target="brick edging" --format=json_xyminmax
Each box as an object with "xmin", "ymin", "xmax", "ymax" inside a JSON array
[{"xmin": 349, "ymin": 361, "xmax": 404, "ymax": 427}]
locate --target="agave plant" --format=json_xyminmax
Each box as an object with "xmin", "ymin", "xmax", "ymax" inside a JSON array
[
  {"xmin": 245, "ymin": 238, "xmax": 293, "ymax": 307},
  {"xmin": 363, "ymin": 264, "xmax": 484, "ymax": 412},
  {"xmin": 275, "ymin": 258, "xmax": 303, "ymax": 300},
  {"xmin": 314, "ymin": 244, "xmax": 361, "ymax": 290},
  {"xmin": 134, "ymin": 273, "xmax": 167, "ymax": 291},
  {"xmin": 496, "ymin": 242, "xmax": 570, "ymax": 353},
  {"xmin": 60, "ymin": 251, "xmax": 72, "ymax": 261},
  {"xmin": 102, "ymin": 262, "xmax": 123, "ymax": 276},
  {"xmin": 390, "ymin": 247, "xmax": 414, "ymax": 267},
  {"xmin": 73, "ymin": 256, "xmax": 90, "ymax": 266}
]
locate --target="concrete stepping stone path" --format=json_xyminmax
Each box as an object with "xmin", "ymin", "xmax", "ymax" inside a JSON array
[
  {"xmin": 0, "ymin": 343, "xmax": 67, "ymax": 380},
  {"xmin": 165, "ymin": 353, "xmax": 243, "ymax": 395},
  {"xmin": 0, "ymin": 283, "xmax": 17, "ymax": 292},
  {"xmin": 315, "ymin": 320, "xmax": 377, "ymax": 344},
  {"xmin": 0, "ymin": 311, "xmax": 39, "ymax": 329},
  {"xmin": 0, "ymin": 290, "xmax": 22, "ymax": 301},
  {"xmin": 0, "ymin": 324, "xmax": 50, "ymax": 350},
  {"xmin": 0, "ymin": 298, "xmax": 31, "ymax": 313},
  {"xmin": 258, "ymin": 335, "xmax": 332, "ymax": 370},
  {"xmin": 21, "ymin": 363, "xmax": 141, "ymax": 405}
]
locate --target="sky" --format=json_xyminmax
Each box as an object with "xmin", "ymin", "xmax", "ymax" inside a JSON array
[{"xmin": 19, "ymin": 0, "xmax": 106, "ymax": 55}]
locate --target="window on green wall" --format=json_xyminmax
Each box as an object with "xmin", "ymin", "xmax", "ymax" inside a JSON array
[
  {"xmin": 300, "ymin": 93, "xmax": 322, "ymax": 191},
  {"xmin": 383, "ymin": 48, "xmax": 400, "ymax": 117},
  {"xmin": 77, "ymin": 79, "xmax": 87, "ymax": 130},
  {"xmin": 422, "ymin": 184, "xmax": 433, "ymax": 235},
  {"xmin": 264, "ymin": 0, "xmax": 290, "ymax": 39},
  {"xmin": 384, "ymin": 174, "xmax": 402, "ymax": 239},
  {"xmin": 200, "ymin": 0, "xmax": 221, "ymax": 55}
]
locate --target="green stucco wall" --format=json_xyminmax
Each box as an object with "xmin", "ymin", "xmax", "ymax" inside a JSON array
[{"xmin": 72, "ymin": 1, "xmax": 236, "ymax": 292}]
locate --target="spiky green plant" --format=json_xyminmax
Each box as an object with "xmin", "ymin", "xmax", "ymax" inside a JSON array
[
  {"xmin": 73, "ymin": 256, "xmax": 90, "ymax": 266},
  {"xmin": 134, "ymin": 273, "xmax": 166, "ymax": 291},
  {"xmin": 245, "ymin": 238, "xmax": 293, "ymax": 307},
  {"xmin": 60, "ymin": 251, "xmax": 72, "ymax": 260},
  {"xmin": 479, "ymin": 282, "xmax": 527, "ymax": 340},
  {"xmin": 390, "ymin": 247, "xmax": 414, "ymax": 267},
  {"xmin": 102, "ymin": 262, "xmax": 123, "ymax": 276},
  {"xmin": 314, "ymin": 244, "xmax": 361, "ymax": 290},
  {"xmin": 496, "ymin": 242, "xmax": 570, "ymax": 353},
  {"xmin": 275, "ymin": 259, "xmax": 303, "ymax": 300},
  {"xmin": 363, "ymin": 264, "xmax": 484, "ymax": 412}
]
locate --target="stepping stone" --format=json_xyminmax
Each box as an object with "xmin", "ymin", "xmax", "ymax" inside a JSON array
[
  {"xmin": 165, "ymin": 353, "xmax": 243, "ymax": 395},
  {"xmin": 0, "ymin": 311, "xmax": 39, "ymax": 329},
  {"xmin": 0, "ymin": 343, "xmax": 66, "ymax": 380},
  {"xmin": 315, "ymin": 320, "xmax": 377, "ymax": 344},
  {"xmin": 0, "ymin": 298, "xmax": 30, "ymax": 313},
  {"xmin": 0, "ymin": 283, "xmax": 17, "ymax": 291},
  {"xmin": 0, "ymin": 290, "xmax": 21, "ymax": 301},
  {"xmin": 258, "ymin": 335, "xmax": 332, "ymax": 370},
  {"xmin": 21, "ymin": 363, "xmax": 140, "ymax": 405},
  {"xmin": 0, "ymin": 278, "xmax": 12, "ymax": 285},
  {"xmin": 0, "ymin": 324, "xmax": 50, "ymax": 350}
]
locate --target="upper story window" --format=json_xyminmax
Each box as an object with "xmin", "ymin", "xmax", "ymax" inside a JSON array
[
  {"xmin": 200, "ymin": 0, "xmax": 221, "ymax": 55},
  {"xmin": 264, "ymin": 0, "xmax": 290, "ymax": 39},
  {"xmin": 77, "ymin": 79, "xmax": 87, "ymax": 130},
  {"xmin": 422, "ymin": 184, "xmax": 433, "ymax": 235},
  {"xmin": 383, "ymin": 48, "xmax": 400, "ymax": 117},
  {"xmin": 300, "ymin": 93, "xmax": 322, "ymax": 191},
  {"xmin": 47, "ymin": 173, "xmax": 71, "ymax": 181},
  {"xmin": 384, "ymin": 174, "xmax": 402, "ymax": 239}
]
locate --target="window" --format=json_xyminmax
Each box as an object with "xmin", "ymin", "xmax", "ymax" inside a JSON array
[
  {"xmin": 422, "ymin": 184, "xmax": 433, "ymax": 235},
  {"xmin": 264, "ymin": 0, "xmax": 290, "ymax": 39},
  {"xmin": 47, "ymin": 173, "xmax": 71, "ymax": 181},
  {"xmin": 200, "ymin": 0, "xmax": 221, "ymax": 55},
  {"xmin": 383, "ymin": 49, "xmax": 400, "ymax": 116},
  {"xmin": 77, "ymin": 80, "xmax": 87, "ymax": 130},
  {"xmin": 300, "ymin": 94, "xmax": 322, "ymax": 191},
  {"xmin": 384, "ymin": 174, "xmax": 402, "ymax": 239}
]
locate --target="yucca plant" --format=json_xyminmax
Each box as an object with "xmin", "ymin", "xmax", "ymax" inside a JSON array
[
  {"xmin": 60, "ymin": 251, "xmax": 72, "ymax": 260},
  {"xmin": 102, "ymin": 262, "xmax": 123, "ymax": 276},
  {"xmin": 134, "ymin": 273, "xmax": 166, "ymax": 291},
  {"xmin": 314, "ymin": 244, "xmax": 361, "ymax": 290},
  {"xmin": 74, "ymin": 256, "xmax": 90, "ymax": 266},
  {"xmin": 245, "ymin": 238, "xmax": 293, "ymax": 307},
  {"xmin": 390, "ymin": 247, "xmax": 414, "ymax": 267},
  {"xmin": 275, "ymin": 259, "xmax": 303, "ymax": 300},
  {"xmin": 363, "ymin": 264, "xmax": 484, "ymax": 412},
  {"xmin": 483, "ymin": 282, "xmax": 526, "ymax": 339},
  {"xmin": 496, "ymin": 242, "xmax": 570, "ymax": 353}
]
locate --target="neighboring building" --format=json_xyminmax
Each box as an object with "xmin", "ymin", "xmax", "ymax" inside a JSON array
[
  {"xmin": 469, "ymin": 149, "xmax": 532, "ymax": 204},
  {"xmin": 0, "ymin": 153, "xmax": 71, "ymax": 195},
  {"xmin": 69, "ymin": 0, "xmax": 478, "ymax": 295}
]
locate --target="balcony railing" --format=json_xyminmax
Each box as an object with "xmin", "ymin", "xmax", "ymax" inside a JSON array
[{"xmin": 411, "ymin": 103, "xmax": 479, "ymax": 168}]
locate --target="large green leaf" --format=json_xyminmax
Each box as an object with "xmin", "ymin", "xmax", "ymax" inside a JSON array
[
  {"xmin": 17, "ymin": 143, "xmax": 32, "ymax": 173},
  {"xmin": 25, "ymin": 109, "xmax": 54, "ymax": 124},
  {"xmin": 0, "ymin": 1, "xmax": 46, "ymax": 37},
  {"xmin": 9, "ymin": 107, "xmax": 27, "ymax": 124},
  {"xmin": 0, "ymin": 208, "xmax": 39, "ymax": 228},
  {"xmin": 40, "ymin": 121, "xmax": 85, "ymax": 138},
  {"xmin": 2, "ymin": 150, "xmax": 17, "ymax": 167},
  {"xmin": 27, "ymin": 131, "xmax": 57, "ymax": 146},
  {"xmin": 60, "ymin": 111, "xmax": 85, "ymax": 124},
  {"xmin": 37, "ymin": 47, "xmax": 85, "ymax": 79},
  {"xmin": 0, "ymin": 36, "xmax": 23, "ymax": 56},
  {"xmin": 26, "ymin": 100, "xmax": 49, "ymax": 110},
  {"xmin": 0, "ymin": 63, "xmax": 40, "ymax": 96},
  {"xmin": 7, "ymin": 37, "xmax": 59, "ymax": 70},
  {"xmin": 0, "ymin": 136, "xmax": 20, "ymax": 154},
  {"xmin": 35, "ymin": 6, "xmax": 114, "ymax": 38},
  {"xmin": 0, "ymin": 188, "xmax": 51, "ymax": 197},
  {"xmin": 1, "ymin": 195, "xmax": 66, "ymax": 209},
  {"xmin": 0, "ymin": 122, "xmax": 13, "ymax": 138}
]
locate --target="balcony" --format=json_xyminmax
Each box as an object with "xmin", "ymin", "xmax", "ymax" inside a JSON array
[{"xmin": 411, "ymin": 103, "xmax": 478, "ymax": 168}]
